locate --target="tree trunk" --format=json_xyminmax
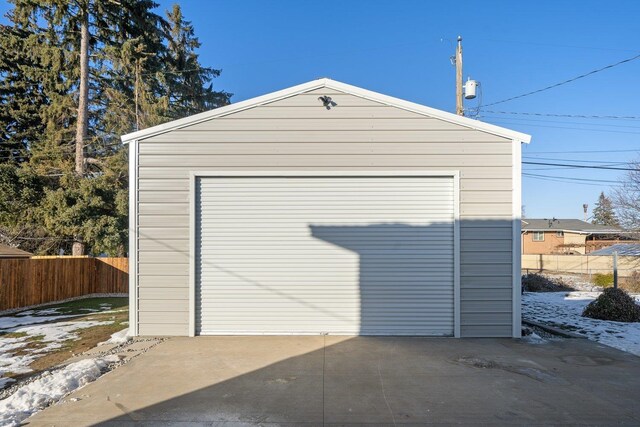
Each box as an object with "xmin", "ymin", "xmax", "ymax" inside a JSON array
[
  {"xmin": 73, "ymin": 5, "xmax": 90, "ymax": 256},
  {"xmin": 72, "ymin": 240, "xmax": 84, "ymax": 256}
]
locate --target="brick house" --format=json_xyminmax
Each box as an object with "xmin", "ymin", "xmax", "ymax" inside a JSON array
[{"xmin": 521, "ymin": 219, "xmax": 634, "ymax": 255}]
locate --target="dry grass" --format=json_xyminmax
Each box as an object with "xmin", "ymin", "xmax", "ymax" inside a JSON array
[
  {"xmin": 2, "ymin": 297, "xmax": 128, "ymax": 382},
  {"xmin": 622, "ymin": 271, "xmax": 640, "ymax": 293}
]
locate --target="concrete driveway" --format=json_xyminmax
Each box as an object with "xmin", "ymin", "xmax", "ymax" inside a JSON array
[{"xmin": 26, "ymin": 336, "xmax": 640, "ymax": 426}]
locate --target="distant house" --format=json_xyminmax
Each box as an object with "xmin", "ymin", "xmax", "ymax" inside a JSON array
[
  {"xmin": 521, "ymin": 219, "xmax": 634, "ymax": 255},
  {"xmin": 0, "ymin": 244, "xmax": 32, "ymax": 259}
]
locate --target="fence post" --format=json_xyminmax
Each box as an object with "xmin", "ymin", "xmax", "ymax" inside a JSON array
[{"xmin": 613, "ymin": 251, "xmax": 618, "ymax": 289}]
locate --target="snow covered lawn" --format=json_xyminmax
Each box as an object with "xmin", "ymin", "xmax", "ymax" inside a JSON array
[
  {"xmin": 0, "ymin": 298, "xmax": 128, "ymax": 390},
  {"xmin": 523, "ymin": 291, "xmax": 640, "ymax": 356}
]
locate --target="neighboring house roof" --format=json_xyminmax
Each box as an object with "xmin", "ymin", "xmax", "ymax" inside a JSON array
[
  {"xmin": 0, "ymin": 244, "xmax": 32, "ymax": 258},
  {"xmin": 590, "ymin": 244, "xmax": 640, "ymax": 256},
  {"xmin": 521, "ymin": 218, "xmax": 623, "ymax": 234},
  {"xmin": 121, "ymin": 78, "xmax": 532, "ymax": 144}
]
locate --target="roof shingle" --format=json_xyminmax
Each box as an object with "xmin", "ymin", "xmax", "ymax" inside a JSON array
[
  {"xmin": 0, "ymin": 244, "xmax": 33, "ymax": 258},
  {"xmin": 521, "ymin": 219, "xmax": 622, "ymax": 233}
]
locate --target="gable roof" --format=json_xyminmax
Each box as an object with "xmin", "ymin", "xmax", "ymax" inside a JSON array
[
  {"xmin": 0, "ymin": 243, "xmax": 32, "ymax": 258},
  {"xmin": 521, "ymin": 218, "xmax": 623, "ymax": 234},
  {"xmin": 121, "ymin": 78, "xmax": 531, "ymax": 144}
]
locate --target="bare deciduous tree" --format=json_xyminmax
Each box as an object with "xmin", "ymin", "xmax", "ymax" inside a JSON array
[{"xmin": 614, "ymin": 160, "xmax": 640, "ymax": 236}]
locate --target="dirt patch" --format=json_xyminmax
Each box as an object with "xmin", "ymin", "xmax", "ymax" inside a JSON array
[
  {"xmin": 28, "ymin": 320, "xmax": 126, "ymax": 372},
  {"xmin": 1, "ymin": 298, "xmax": 128, "ymax": 384}
]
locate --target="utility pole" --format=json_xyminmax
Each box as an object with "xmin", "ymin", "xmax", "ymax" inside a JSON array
[
  {"xmin": 613, "ymin": 251, "xmax": 618, "ymax": 289},
  {"xmin": 455, "ymin": 36, "xmax": 463, "ymax": 116}
]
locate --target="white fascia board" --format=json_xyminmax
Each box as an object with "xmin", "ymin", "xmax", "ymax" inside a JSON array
[
  {"xmin": 326, "ymin": 80, "xmax": 531, "ymax": 143},
  {"xmin": 121, "ymin": 78, "xmax": 531, "ymax": 144},
  {"xmin": 121, "ymin": 79, "xmax": 329, "ymax": 143}
]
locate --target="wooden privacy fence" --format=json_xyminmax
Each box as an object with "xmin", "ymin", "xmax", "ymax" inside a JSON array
[
  {"xmin": 522, "ymin": 254, "xmax": 640, "ymax": 277},
  {"xmin": 0, "ymin": 257, "xmax": 128, "ymax": 311}
]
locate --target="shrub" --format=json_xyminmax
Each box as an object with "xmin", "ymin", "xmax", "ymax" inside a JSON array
[
  {"xmin": 592, "ymin": 273, "xmax": 614, "ymax": 287},
  {"xmin": 582, "ymin": 288, "xmax": 640, "ymax": 322},
  {"xmin": 521, "ymin": 273, "xmax": 574, "ymax": 292}
]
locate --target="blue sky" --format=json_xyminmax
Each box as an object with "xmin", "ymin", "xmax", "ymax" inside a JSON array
[{"xmin": 2, "ymin": 0, "xmax": 639, "ymax": 219}]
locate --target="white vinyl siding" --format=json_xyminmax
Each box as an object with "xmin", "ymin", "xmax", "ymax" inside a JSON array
[
  {"xmin": 135, "ymin": 87, "xmax": 515, "ymax": 337},
  {"xmin": 195, "ymin": 176, "xmax": 455, "ymax": 336}
]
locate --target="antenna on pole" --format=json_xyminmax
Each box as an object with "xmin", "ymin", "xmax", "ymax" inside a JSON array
[
  {"xmin": 455, "ymin": 36, "xmax": 463, "ymax": 116},
  {"xmin": 583, "ymin": 203, "xmax": 589, "ymax": 222}
]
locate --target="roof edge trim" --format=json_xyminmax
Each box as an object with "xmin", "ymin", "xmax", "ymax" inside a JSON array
[{"xmin": 121, "ymin": 78, "xmax": 532, "ymax": 144}]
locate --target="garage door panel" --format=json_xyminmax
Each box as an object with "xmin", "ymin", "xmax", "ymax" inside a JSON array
[{"xmin": 196, "ymin": 176, "xmax": 455, "ymax": 336}]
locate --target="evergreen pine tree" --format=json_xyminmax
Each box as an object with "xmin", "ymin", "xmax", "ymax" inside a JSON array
[
  {"xmin": 164, "ymin": 4, "xmax": 230, "ymax": 119},
  {"xmin": 592, "ymin": 192, "xmax": 619, "ymax": 227},
  {"xmin": 0, "ymin": 0, "xmax": 229, "ymax": 255}
]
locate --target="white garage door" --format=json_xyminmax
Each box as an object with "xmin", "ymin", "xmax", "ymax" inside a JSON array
[{"xmin": 195, "ymin": 176, "xmax": 456, "ymax": 336}]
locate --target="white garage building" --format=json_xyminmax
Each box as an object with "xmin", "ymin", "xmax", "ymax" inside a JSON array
[{"xmin": 122, "ymin": 79, "xmax": 531, "ymax": 338}]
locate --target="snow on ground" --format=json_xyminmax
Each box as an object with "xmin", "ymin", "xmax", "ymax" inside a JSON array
[
  {"xmin": 521, "ymin": 331, "xmax": 549, "ymax": 345},
  {"xmin": 0, "ymin": 355, "xmax": 119, "ymax": 427},
  {"xmin": 523, "ymin": 291, "xmax": 640, "ymax": 356},
  {"xmin": 0, "ymin": 310, "xmax": 78, "ymax": 330},
  {"xmin": 543, "ymin": 274, "xmax": 604, "ymax": 292},
  {"xmin": 98, "ymin": 328, "xmax": 129, "ymax": 346},
  {"xmin": 12, "ymin": 321, "xmax": 113, "ymax": 346},
  {"xmin": 0, "ymin": 306, "xmax": 117, "ymax": 388}
]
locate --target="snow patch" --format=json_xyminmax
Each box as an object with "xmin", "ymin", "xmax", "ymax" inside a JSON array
[
  {"xmin": 522, "ymin": 331, "xmax": 547, "ymax": 344},
  {"xmin": 11, "ymin": 321, "xmax": 113, "ymax": 345},
  {"xmin": 0, "ymin": 355, "xmax": 119, "ymax": 426},
  {"xmin": 0, "ymin": 321, "xmax": 113, "ymax": 385},
  {"xmin": 98, "ymin": 328, "xmax": 129, "ymax": 346},
  {"xmin": 0, "ymin": 314, "xmax": 79, "ymax": 330},
  {"xmin": 523, "ymin": 291, "xmax": 640, "ymax": 356},
  {"xmin": 15, "ymin": 308, "xmax": 62, "ymax": 317}
]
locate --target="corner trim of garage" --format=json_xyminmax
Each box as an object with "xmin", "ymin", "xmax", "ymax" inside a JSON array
[
  {"xmin": 129, "ymin": 139, "xmax": 139, "ymax": 336},
  {"xmin": 188, "ymin": 170, "xmax": 461, "ymax": 337},
  {"xmin": 512, "ymin": 139, "xmax": 523, "ymax": 338}
]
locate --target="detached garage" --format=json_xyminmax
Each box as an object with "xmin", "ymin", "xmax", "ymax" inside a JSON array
[{"xmin": 122, "ymin": 78, "xmax": 531, "ymax": 338}]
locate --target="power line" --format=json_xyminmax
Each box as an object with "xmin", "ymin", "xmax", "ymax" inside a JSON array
[
  {"xmin": 483, "ymin": 110, "xmax": 640, "ymax": 120},
  {"xmin": 522, "ymin": 156, "xmax": 627, "ymax": 165},
  {"xmin": 524, "ymin": 149, "xmax": 640, "ymax": 154},
  {"xmin": 482, "ymin": 53, "xmax": 640, "ymax": 107},
  {"xmin": 522, "ymin": 161, "xmax": 636, "ymax": 171},
  {"xmin": 485, "ymin": 118, "xmax": 640, "ymax": 135},
  {"xmin": 523, "ymin": 174, "xmax": 621, "ymax": 187},
  {"xmin": 522, "ymin": 172, "xmax": 621, "ymax": 183},
  {"xmin": 482, "ymin": 115, "xmax": 640, "ymax": 130}
]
